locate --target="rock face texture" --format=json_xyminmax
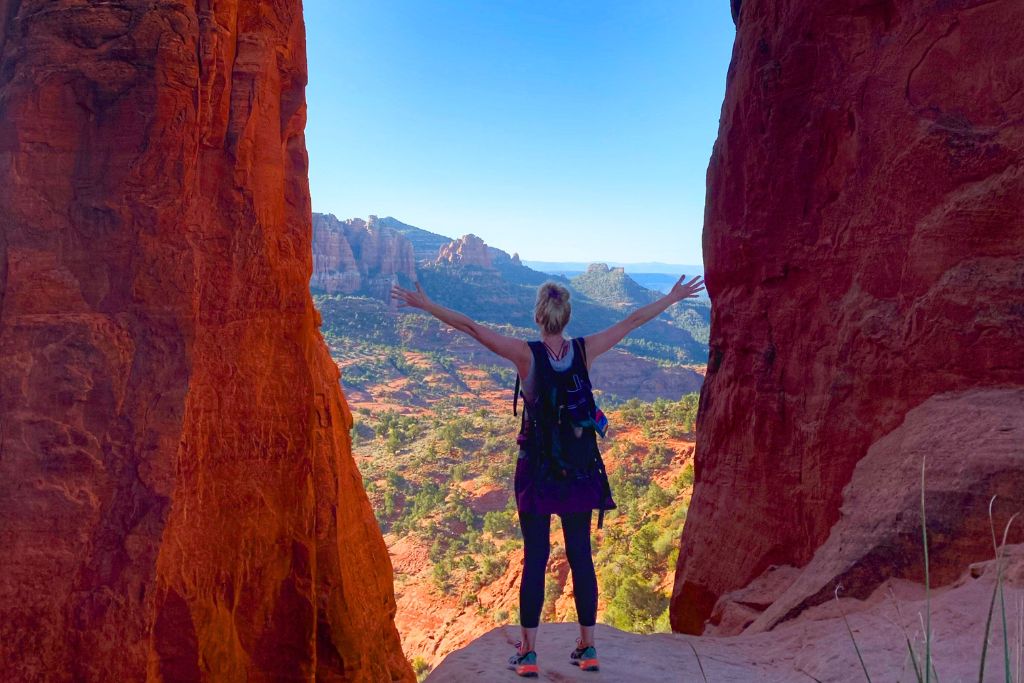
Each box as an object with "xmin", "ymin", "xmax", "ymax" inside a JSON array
[
  {"xmin": 671, "ymin": 0, "xmax": 1024, "ymax": 634},
  {"xmin": 435, "ymin": 234, "xmax": 494, "ymax": 269},
  {"xmin": 0, "ymin": 2, "xmax": 411, "ymax": 681},
  {"xmin": 312, "ymin": 213, "xmax": 417, "ymax": 297}
]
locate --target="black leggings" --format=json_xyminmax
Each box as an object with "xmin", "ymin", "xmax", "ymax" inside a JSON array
[{"xmin": 518, "ymin": 510, "xmax": 598, "ymax": 629}]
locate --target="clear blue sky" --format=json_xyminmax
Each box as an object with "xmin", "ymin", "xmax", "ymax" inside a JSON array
[{"xmin": 303, "ymin": 1, "xmax": 735, "ymax": 264}]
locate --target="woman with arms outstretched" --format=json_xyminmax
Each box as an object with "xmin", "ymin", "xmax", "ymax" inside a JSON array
[{"xmin": 391, "ymin": 275, "xmax": 705, "ymax": 677}]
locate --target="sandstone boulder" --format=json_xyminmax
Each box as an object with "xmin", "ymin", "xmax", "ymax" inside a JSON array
[{"xmin": 747, "ymin": 387, "xmax": 1024, "ymax": 633}]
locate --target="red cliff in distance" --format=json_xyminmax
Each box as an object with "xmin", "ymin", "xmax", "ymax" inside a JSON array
[
  {"xmin": 672, "ymin": 0, "xmax": 1024, "ymax": 634},
  {"xmin": 0, "ymin": 2, "xmax": 412, "ymax": 680},
  {"xmin": 435, "ymin": 234, "xmax": 495, "ymax": 269},
  {"xmin": 312, "ymin": 214, "xmax": 418, "ymax": 297}
]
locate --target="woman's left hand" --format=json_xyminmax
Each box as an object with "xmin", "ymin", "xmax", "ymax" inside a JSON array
[
  {"xmin": 669, "ymin": 275, "xmax": 706, "ymax": 302},
  {"xmin": 391, "ymin": 282, "xmax": 432, "ymax": 310}
]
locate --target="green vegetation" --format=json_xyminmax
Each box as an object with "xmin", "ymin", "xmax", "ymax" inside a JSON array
[
  {"xmin": 570, "ymin": 264, "xmax": 660, "ymax": 310},
  {"xmin": 410, "ymin": 656, "xmax": 431, "ymax": 682},
  {"xmin": 353, "ymin": 389, "xmax": 700, "ymax": 635}
]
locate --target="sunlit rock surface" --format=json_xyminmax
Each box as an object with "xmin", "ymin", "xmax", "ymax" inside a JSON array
[
  {"xmin": 672, "ymin": 0, "xmax": 1024, "ymax": 633},
  {"xmin": 0, "ymin": 1, "xmax": 411, "ymax": 680},
  {"xmin": 431, "ymin": 551, "xmax": 1024, "ymax": 682}
]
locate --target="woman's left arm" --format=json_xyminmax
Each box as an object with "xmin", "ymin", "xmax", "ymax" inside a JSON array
[{"xmin": 391, "ymin": 283, "xmax": 532, "ymax": 371}]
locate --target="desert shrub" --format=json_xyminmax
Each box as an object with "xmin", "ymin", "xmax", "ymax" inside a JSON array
[
  {"xmin": 485, "ymin": 365, "xmax": 517, "ymax": 386},
  {"xmin": 476, "ymin": 555, "xmax": 506, "ymax": 585},
  {"xmin": 602, "ymin": 573, "xmax": 669, "ymax": 634},
  {"xmin": 644, "ymin": 444, "xmax": 673, "ymax": 470},
  {"xmin": 628, "ymin": 523, "xmax": 660, "ymax": 573},
  {"xmin": 652, "ymin": 524, "xmax": 680, "ymax": 560},
  {"xmin": 411, "ymin": 656, "xmax": 431, "ymax": 682},
  {"xmin": 675, "ymin": 462, "xmax": 695, "ymax": 491},
  {"xmin": 386, "ymin": 471, "xmax": 407, "ymax": 490},
  {"xmin": 432, "ymin": 560, "xmax": 454, "ymax": 594},
  {"xmin": 377, "ymin": 410, "xmax": 422, "ymax": 453},
  {"xmin": 483, "ymin": 457, "xmax": 515, "ymax": 485},
  {"xmin": 382, "ymin": 489, "xmax": 397, "ymax": 518},
  {"xmin": 483, "ymin": 509, "xmax": 517, "ymax": 537},
  {"xmin": 643, "ymin": 482, "xmax": 673, "ymax": 513},
  {"xmin": 544, "ymin": 576, "xmax": 562, "ymax": 617},
  {"xmin": 437, "ymin": 415, "xmax": 474, "ymax": 451},
  {"xmin": 391, "ymin": 481, "xmax": 444, "ymax": 534}
]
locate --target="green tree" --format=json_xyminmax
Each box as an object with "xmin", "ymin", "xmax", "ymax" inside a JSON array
[{"xmin": 603, "ymin": 574, "xmax": 669, "ymax": 634}]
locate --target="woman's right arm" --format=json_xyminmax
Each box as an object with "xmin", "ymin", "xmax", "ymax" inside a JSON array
[
  {"xmin": 583, "ymin": 275, "xmax": 705, "ymax": 368},
  {"xmin": 391, "ymin": 282, "xmax": 533, "ymax": 376}
]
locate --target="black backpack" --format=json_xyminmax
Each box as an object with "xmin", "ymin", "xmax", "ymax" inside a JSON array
[{"xmin": 513, "ymin": 338, "xmax": 615, "ymax": 526}]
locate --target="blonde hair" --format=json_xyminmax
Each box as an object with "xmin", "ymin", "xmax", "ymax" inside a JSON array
[{"xmin": 534, "ymin": 282, "xmax": 571, "ymax": 335}]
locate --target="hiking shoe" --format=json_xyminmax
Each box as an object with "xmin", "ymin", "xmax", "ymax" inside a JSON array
[
  {"xmin": 570, "ymin": 639, "xmax": 599, "ymax": 671},
  {"xmin": 507, "ymin": 642, "xmax": 539, "ymax": 677}
]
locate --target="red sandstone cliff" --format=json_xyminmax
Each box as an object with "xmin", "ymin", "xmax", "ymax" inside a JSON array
[
  {"xmin": 435, "ymin": 234, "xmax": 494, "ymax": 269},
  {"xmin": 671, "ymin": 0, "xmax": 1024, "ymax": 634},
  {"xmin": 312, "ymin": 213, "xmax": 418, "ymax": 297},
  {"xmin": 0, "ymin": 2, "xmax": 411, "ymax": 680}
]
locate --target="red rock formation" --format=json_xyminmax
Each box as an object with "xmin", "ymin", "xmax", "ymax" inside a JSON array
[
  {"xmin": 432, "ymin": 552, "xmax": 1024, "ymax": 681},
  {"xmin": 672, "ymin": 0, "xmax": 1024, "ymax": 634},
  {"xmin": 312, "ymin": 214, "xmax": 363, "ymax": 293},
  {"xmin": 312, "ymin": 213, "xmax": 417, "ymax": 297},
  {"xmin": 0, "ymin": 2, "xmax": 411, "ymax": 680},
  {"xmin": 435, "ymin": 234, "xmax": 494, "ymax": 269}
]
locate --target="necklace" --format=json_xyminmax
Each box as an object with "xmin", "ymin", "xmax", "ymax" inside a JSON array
[{"xmin": 543, "ymin": 338, "xmax": 568, "ymax": 361}]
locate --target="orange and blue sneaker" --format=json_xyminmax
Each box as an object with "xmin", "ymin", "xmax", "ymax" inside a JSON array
[
  {"xmin": 507, "ymin": 642, "xmax": 539, "ymax": 677},
  {"xmin": 570, "ymin": 639, "xmax": 599, "ymax": 671}
]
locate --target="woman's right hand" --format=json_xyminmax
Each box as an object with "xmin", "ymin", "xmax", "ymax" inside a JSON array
[
  {"xmin": 391, "ymin": 282, "xmax": 432, "ymax": 310},
  {"xmin": 669, "ymin": 275, "xmax": 706, "ymax": 302}
]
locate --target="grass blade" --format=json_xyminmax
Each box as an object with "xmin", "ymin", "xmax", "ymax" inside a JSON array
[
  {"xmin": 686, "ymin": 640, "xmax": 709, "ymax": 683},
  {"xmin": 981, "ymin": 496, "xmax": 1001, "ymax": 683},
  {"xmin": 836, "ymin": 584, "xmax": 873, "ymax": 682},
  {"xmin": 997, "ymin": 513, "xmax": 1020, "ymax": 683},
  {"xmin": 1015, "ymin": 596, "xmax": 1022, "ymax": 683},
  {"xmin": 921, "ymin": 457, "xmax": 932, "ymax": 683},
  {"xmin": 906, "ymin": 637, "xmax": 924, "ymax": 683},
  {"xmin": 888, "ymin": 586, "xmax": 924, "ymax": 683}
]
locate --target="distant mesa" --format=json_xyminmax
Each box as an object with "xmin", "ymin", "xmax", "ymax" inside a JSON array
[
  {"xmin": 587, "ymin": 263, "xmax": 625, "ymax": 274},
  {"xmin": 571, "ymin": 262, "xmax": 659, "ymax": 310}
]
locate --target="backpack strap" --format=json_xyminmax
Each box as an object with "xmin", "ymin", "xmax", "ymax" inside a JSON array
[
  {"xmin": 513, "ymin": 373, "xmax": 520, "ymax": 416},
  {"xmin": 576, "ymin": 336, "xmax": 588, "ymax": 367},
  {"xmin": 568, "ymin": 337, "xmax": 592, "ymax": 381},
  {"xmin": 527, "ymin": 340, "xmax": 554, "ymax": 385}
]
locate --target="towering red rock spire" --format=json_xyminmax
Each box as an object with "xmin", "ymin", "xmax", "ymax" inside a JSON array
[
  {"xmin": 435, "ymin": 233, "xmax": 495, "ymax": 268},
  {"xmin": 0, "ymin": 2, "xmax": 412, "ymax": 680},
  {"xmin": 672, "ymin": 0, "xmax": 1024, "ymax": 634}
]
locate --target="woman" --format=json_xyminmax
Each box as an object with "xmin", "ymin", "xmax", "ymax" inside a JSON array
[{"xmin": 391, "ymin": 274, "xmax": 705, "ymax": 677}]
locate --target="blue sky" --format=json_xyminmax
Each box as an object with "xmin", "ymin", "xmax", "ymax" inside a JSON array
[{"xmin": 303, "ymin": 1, "xmax": 735, "ymax": 264}]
